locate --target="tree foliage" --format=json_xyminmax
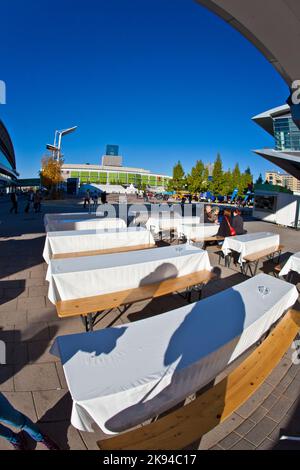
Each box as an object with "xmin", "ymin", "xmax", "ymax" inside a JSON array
[
  {"xmin": 187, "ymin": 160, "xmax": 209, "ymax": 194},
  {"xmin": 168, "ymin": 161, "xmax": 186, "ymax": 192},
  {"xmin": 40, "ymin": 156, "xmax": 63, "ymax": 191}
]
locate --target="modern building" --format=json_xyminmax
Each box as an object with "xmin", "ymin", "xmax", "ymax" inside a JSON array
[
  {"xmin": 61, "ymin": 147, "xmax": 171, "ymax": 190},
  {"xmin": 253, "ymin": 105, "xmax": 300, "ymax": 181},
  {"xmin": 265, "ymin": 170, "xmax": 300, "ymax": 193},
  {"xmin": 0, "ymin": 120, "xmax": 18, "ymax": 189}
]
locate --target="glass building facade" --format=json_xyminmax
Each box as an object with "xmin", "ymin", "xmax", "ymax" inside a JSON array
[
  {"xmin": 66, "ymin": 169, "xmax": 169, "ymax": 187},
  {"xmin": 0, "ymin": 120, "xmax": 17, "ymax": 187},
  {"xmin": 274, "ymin": 116, "xmax": 300, "ymax": 151}
]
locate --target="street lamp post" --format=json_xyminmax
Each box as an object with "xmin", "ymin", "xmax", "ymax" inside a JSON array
[{"xmin": 46, "ymin": 126, "xmax": 78, "ymax": 161}]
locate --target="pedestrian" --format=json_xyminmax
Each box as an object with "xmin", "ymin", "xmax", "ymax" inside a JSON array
[
  {"xmin": 9, "ymin": 191, "xmax": 18, "ymax": 214},
  {"xmin": 33, "ymin": 191, "xmax": 41, "ymax": 213},
  {"xmin": 101, "ymin": 191, "xmax": 107, "ymax": 205},
  {"xmin": 24, "ymin": 191, "xmax": 34, "ymax": 213},
  {"xmin": 0, "ymin": 392, "xmax": 59, "ymax": 450},
  {"xmin": 92, "ymin": 192, "xmax": 98, "ymax": 210}
]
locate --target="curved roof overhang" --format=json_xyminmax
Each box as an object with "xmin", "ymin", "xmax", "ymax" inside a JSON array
[
  {"xmin": 254, "ymin": 148, "xmax": 300, "ymax": 180},
  {"xmin": 195, "ymin": 0, "xmax": 300, "ymax": 86}
]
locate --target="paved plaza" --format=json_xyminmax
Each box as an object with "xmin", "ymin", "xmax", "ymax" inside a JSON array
[{"xmin": 0, "ymin": 197, "xmax": 300, "ymax": 450}]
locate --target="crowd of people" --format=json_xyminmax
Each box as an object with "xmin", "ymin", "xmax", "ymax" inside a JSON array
[
  {"xmin": 204, "ymin": 204, "xmax": 246, "ymax": 238},
  {"xmin": 83, "ymin": 190, "xmax": 107, "ymax": 209},
  {"xmin": 9, "ymin": 190, "xmax": 42, "ymax": 215}
]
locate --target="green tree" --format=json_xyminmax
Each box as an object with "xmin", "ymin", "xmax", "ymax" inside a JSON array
[
  {"xmin": 187, "ymin": 160, "xmax": 209, "ymax": 194},
  {"xmin": 168, "ymin": 161, "xmax": 185, "ymax": 192},
  {"xmin": 256, "ymin": 173, "xmax": 263, "ymax": 185},
  {"xmin": 211, "ymin": 153, "xmax": 225, "ymax": 195}
]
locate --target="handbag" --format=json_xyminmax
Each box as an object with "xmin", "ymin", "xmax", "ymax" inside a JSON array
[{"xmin": 225, "ymin": 216, "xmax": 236, "ymax": 236}]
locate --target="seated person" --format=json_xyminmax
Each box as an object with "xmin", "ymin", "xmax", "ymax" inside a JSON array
[
  {"xmin": 204, "ymin": 205, "xmax": 215, "ymax": 223},
  {"xmin": 211, "ymin": 206, "xmax": 220, "ymax": 224},
  {"xmin": 232, "ymin": 208, "xmax": 247, "ymax": 235},
  {"xmin": 217, "ymin": 209, "xmax": 234, "ymax": 237}
]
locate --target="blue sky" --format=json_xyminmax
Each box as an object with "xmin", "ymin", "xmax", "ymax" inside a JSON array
[{"xmin": 0, "ymin": 0, "xmax": 289, "ymax": 180}]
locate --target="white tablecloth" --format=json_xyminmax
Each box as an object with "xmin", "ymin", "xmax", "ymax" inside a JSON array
[
  {"xmin": 178, "ymin": 223, "xmax": 219, "ymax": 241},
  {"xmin": 222, "ymin": 232, "xmax": 280, "ymax": 264},
  {"xmin": 279, "ymin": 252, "xmax": 300, "ymax": 276},
  {"xmin": 47, "ymin": 244, "xmax": 212, "ymax": 304},
  {"xmin": 45, "ymin": 217, "xmax": 127, "ymax": 233},
  {"xmin": 146, "ymin": 215, "xmax": 200, "ymax": 234},
  {"xmin": 50, "ymin": 273, "xmax": 298, "ymax": 434},
  {"xmin": 43, "ymin": 227, "xmax": 155, "ymax": 263},
  {"xmin": 44, "ymin": 212, "xmax": 100, "ymax": 226}
]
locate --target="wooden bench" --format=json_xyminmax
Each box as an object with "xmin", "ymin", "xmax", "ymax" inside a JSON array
[
  {"xmin": 191, "ymin": 236, "xmax": 225, "ymax": 248},
  {"xmin": 97, "ymin": 308, "xmax": 300, "ymax": 450},
  {"xmin": 242, "ymin": 245, "xmax": 284, "ymax": 276},
  {"xmin": 56, "ymin": 270, "xmax": 216, "ymax": 331},
  {"xmin": 52, "ymin": 243, "xmax": 156, "ymax": 260}
]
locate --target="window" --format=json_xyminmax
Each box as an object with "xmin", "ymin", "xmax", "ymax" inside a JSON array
[{"xmin": 254, "ymin": 196, "xmax": 277, "ymax": 213}]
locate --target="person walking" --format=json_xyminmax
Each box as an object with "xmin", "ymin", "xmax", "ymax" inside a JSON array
[
  {"xmin": 24, "ymin": 191, "xmax": 34, "ymax": 213},
  {"xmin": 0, "ymin": 392, "xmax": 59, "ymax": 450},
  {"xmin": 83, "ymin": 190, "xmax": 90, "ymax": 209},
  {"xmin": 33, "ymin": 191, "xmax": 41, "ymax": 213},
  {"xmin": 92, "ymin": 192, "xmax": 98, "ymax": 210},
  {"xmin": 9, "ymin": 191, "xmax": 18, "ymax": 214}
]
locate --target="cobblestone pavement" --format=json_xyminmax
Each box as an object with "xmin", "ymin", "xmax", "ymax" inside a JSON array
[{"xmin": 0, "ymin": 199, "xmax": 299, "ymax": 450}]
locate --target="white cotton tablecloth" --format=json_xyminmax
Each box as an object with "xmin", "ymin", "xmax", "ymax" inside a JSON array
[
  {"xmin": 50, "ymin": 273, "xmax": 298, "ymax": 434},
  {"xmin": 222, "ymin": 232, "xmax": 280, "ymax": 264},
  {"xmin": 279, "ymin": 252, "xmax": 300, "ymax": 276},
  {"xmin": 146, "ymin": 215, "xmax": 200, "ymax": 234},
  {"xmin": 46, "ymin": 244, "xmax": 212, "ymax": 304},
  {"xmin": 44, "ymin": 212, "xmax": 100, "ymax": 225},
  {"xmin": 178, "ymin": 223, "xmax": 219, "ymax": 241},
  {"xmin": 43, "ymin": 227, "xmax": 155, "ymax": 263},
  {"xmin": 45, "ymin": 217, "xmax": 127, "ymax": 233}
]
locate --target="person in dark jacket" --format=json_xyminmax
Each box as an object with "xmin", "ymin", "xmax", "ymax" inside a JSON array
[
  {"xmin": 217, "ymin": 209, "xmax": 233, "ymax": 237},
  {"xmin": 232, "ymin": 208, "xmax": 246, "ymax": 235}
]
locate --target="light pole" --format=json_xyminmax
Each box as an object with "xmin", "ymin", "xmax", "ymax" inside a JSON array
[{"xmin": 46, "ymin": 126, "xmax": 78, "ymax": 161}]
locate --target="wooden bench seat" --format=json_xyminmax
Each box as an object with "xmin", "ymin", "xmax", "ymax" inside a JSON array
[
  {"xmin": 56, "ymin": 270, "xmax": 216, "ymax": 330},
  {"xmin": 191, "ymin": 235, "xmax": 225, "ymax": 244},
  {"xmin": 97, "ymin": 308, "xmax": 300, "ymax": 450},
  {"xmin": 52, "ymin": 243, "xmax": 156, "ymax": 260},
  {"xmin": 242, "ymin": 245, "xmax": 284, "ymax": 276}
]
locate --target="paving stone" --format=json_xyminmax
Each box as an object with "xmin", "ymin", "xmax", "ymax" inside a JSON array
[
  {"xmin": 261, "ymin": 393, "xmax": 278, "ymax": 411},
  {"xmin": 55, "ymin": 362, "xmax": 68, "ymax": 389},
  {"xmin": 0, "ymin": 309, "xmax": 27, "ymax": 325},
  {"xmin": 5, "ymin": 342, "xmax": 28, "ymax": 365},
  {"xmin": 16, "ymin": 322, "xmax": 50, "ymax": 344},
  {"xmin": 236, "ymin": 382, "xmax": 273, "ymax": 419},
  {"xmin": 3, "ymin": 391, "xmax": 37, "ymax": 422},
  {"xmin": 33, "ymin": 389, "xmax": 71, "ymax": 421},
  {"xmin": 265, "ymin": 357, "xmax": 292, "ymax": 387},
  {"xmin": 28, "ymin": 286, "xmax": 49, "ymax": 298},
  {"xmin": 37, "ymin": 422, "xmax": 86, "ymax": 450},
  {"xmin": 48, "ymin": 318, "xmax": 84, "ymax": 338},
  {"xmin": 14, "ymin": 363, "xmax": 61, "ymax": 391},
  {"xmin": 17, "ymin": 296, "xmax": 46, "ymax": 310},
  {"xmin": 0, "ymin": 298, "xmax": 18, "ymax": 312},
  {"xmin": 3, "ymin": 287, "xmax": 29, "ymax": 299},
  {"xmin": 256, "ymin": 438, "xmax": 275, "ymax": 450},
  {"xmin": 218, "ymin": 432, "xmax": 241, "ymax": 449},
  {"xmin": 266, "ymin": 396, "xmax": 294, "ymax": 423},
  {"xmin": 198, "ymin": 413, "xmax": 243, "ymax": 449},
  {"xmin": 27, "ymin": 340, "xmax": 58, "ymax": 363},
  {"xmin": 282, "ymin": 377, "xmax": 300, "ymax": 402},
  {"xmin": 248, "ymin": 406, "xmax": 268, "ymax": 424},
  {"xmin": 231, "ymin": 439, "xmax": 255, "ymax": 450},
  {"xmin": 234, "ymin": 418, "xmax": 256, "ymax": 437},
  {"xmin": 27, "ymin": 307, "xmax": 58, "ymax": 324},
  {"xmin": 0, "ymin": 365, "xmax": 14, "ymax": 391},
  {"xmin": 80, "ymin": 427, "xmax": 109, "ymax": 451},
  {"xmin": 244, "ymin": 417, "xmax": 278, "ymax": 447}
]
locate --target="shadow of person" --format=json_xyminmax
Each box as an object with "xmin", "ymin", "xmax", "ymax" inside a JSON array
[
  {"xmin": 139, "ymin": 263, "xmax": 178, "ymax": 287},
  {"xmin": 103, "ymin": 289, "xmax": 246, "ymax": 437}
]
